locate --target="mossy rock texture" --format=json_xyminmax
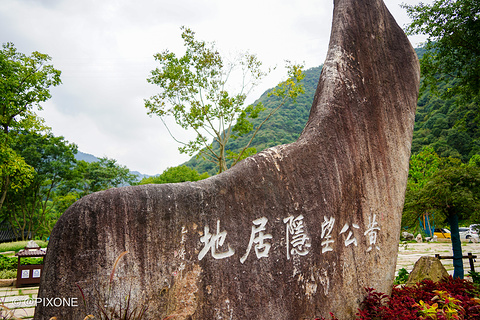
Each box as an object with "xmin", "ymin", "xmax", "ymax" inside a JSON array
[{"xmin": 406, "ymin": 256, "xmax": 449, "ymax": 286}]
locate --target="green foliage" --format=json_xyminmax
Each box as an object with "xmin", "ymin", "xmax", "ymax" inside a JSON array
[
  {"xmin": 145, "ymin": 27, "xmax": 304, "ymax": 173},
  {"xmin": 403, "ymin": 0, "xmax": 480, "ymax": 102},
  {"xmin": 0, "ymin": 145, "xmax": 34, "ymax": 192},
  {"xmin": 69, "ymin": 158, "xmax": 137, "ymax": 197},
  {"xmin": 136, "ymin": 165, "xmax": 209, "ymax": 185},
  {"xmin": 0, "ymin": 269, "xmax": 16, "ymax": 279},
  {"xmin": 410, "ymin": 72, "xmax": 479, "ymax": 161},
  {"xmin": 0, "ymin": 43, "xmax": 141, "ymax": 241},
  {"xmin": 403, "ymin": 147, "xmax": 464, "ymax": 228},
  {"xmin": 0, "ymin": 255, "xmax": 43, "ymax": 272},
  {"xmin": 394, "ymin": 268, "xmax": 410, "ymax": 285},
  {"xmin": 416, "ymin": 290, "xmax": 465, "ymax": 319},
  {"xmin": 355, "ymin": 278, "xmax": 480, "ymax": 320},
  {"xmin": 408, "ymin": 146, "xmax": 443, "ymax": 192},
  {"xmin": 404, "ymin": 160, "xmax": 480, "ymax": 278},
  {"xmin": 468, "ymin": 270, "xmax": 480, "ymax": 287},
  {"xmin": 0, "ymin": 42, "xmax": 61, "ymax": 212},
  {"xmin": 413, "ymin": 164, "xmax": 480, "ymax": 222},
  {"xmin": 2, "ymin": 130, "xmax": 78, "ymax": 240},
  {"xmin": 0, "ymin": 42, "xmax": 62, "ymax": 134},
  {"xmin": 404, "ymin": 0, "xmax": 480, "ymax": 162},
  {"xmin": 0, "ymin": 255, "xmax": 17, "ymax": 271}
]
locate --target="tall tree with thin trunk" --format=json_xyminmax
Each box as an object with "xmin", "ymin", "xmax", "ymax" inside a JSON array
[{"xmin": 145, "ymin": 27, "xmax": 304, "ymax": 174}]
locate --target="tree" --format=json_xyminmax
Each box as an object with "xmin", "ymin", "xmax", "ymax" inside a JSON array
[
  {"xmin": 2, "ymin": 130, "xmax": 77, "ymax": 239},
  {"xmin": 145, "ymin": 27, "xmax": 304, "ymax": 173},
  {"xmin": 403, "ymin": 0, "xmax": 480, "ymax": 101},
  {"xmin": 137, "ymin": 165, "xmax": 209, "ymax": 185},
  {"xmin": 404, "ymin": 161, "xmax": 480, "ymax": 279},
  {"xmin": 402, "ymin": 147, "xmax": 461, "ymax": 229},
  {"xmin": 68, "ymin": 158, "xmax": 138, "ymax": 198},
  {"xmin": 407, "ymin": 146, "xmax": 443, "ymax": 193},
  {"xmin": 0, "ymin": 42, "xmax": 61, "ymax": 209}
]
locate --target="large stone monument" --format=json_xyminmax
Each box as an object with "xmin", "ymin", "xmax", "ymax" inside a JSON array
[{"xmin": 35, "ymin": 0, "xmax": 419, "ymax": 318}]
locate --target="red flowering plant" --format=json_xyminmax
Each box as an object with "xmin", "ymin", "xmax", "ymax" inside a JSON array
[{"xmin": 315, "ymin": 277, "xmax": 480, "ymax": 320}]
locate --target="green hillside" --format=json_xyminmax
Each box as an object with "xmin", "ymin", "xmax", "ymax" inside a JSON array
[{"xmin": 184, "ymin": 49, "xmax": 479, "ymax": 175}]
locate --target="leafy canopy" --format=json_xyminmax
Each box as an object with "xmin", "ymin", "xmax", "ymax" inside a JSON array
[
  {"xmin": 0, "ymin": 42, "xmax": 61, "ymax": 136},
  {"xmin": 145, "ymin": 27, "xmax": 304, "ymax": 173},
  {"xmin": 0, "ymin": 42, "xmax": 61, "ymax": 210},
  {"xmin": 2, "ymin": 130, "xmax": 78, "ymax": 239},
  {"xmin": 68, "ymin": 158, "xmax": 138, "ymax": 198},
  {"xmin": 402, "ymin": 0, "xmax": 480, "ymax": 102},
  {"xmin": 137, "ymin": 165, "xmax": 209, "ymax": 185}
]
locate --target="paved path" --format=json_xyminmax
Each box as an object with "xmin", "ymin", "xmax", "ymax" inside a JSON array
[
  {"xmin": 396, "ymin": 240, "xmax": 480, "ymax": 276},
  {"xmin": 0, "ymin": 285, "xmax": 38, "ymax": 319}
]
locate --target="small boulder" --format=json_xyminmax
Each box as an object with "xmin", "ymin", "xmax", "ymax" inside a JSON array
[
  {"xmin": 406, "ymin": 256, "xmax": 449, "ymax": 286},
  {"xmin": 416, "ymin": 234, "xmax": 423, "ymax": 243},
  {"xmin": 402, "ymin": 232, "xmax": 414, "ymax": 241}
]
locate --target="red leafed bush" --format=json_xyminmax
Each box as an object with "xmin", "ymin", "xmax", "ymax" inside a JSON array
[{"xmin": 315, "ymin": 277, "xmax": 480, "ymax": 320}]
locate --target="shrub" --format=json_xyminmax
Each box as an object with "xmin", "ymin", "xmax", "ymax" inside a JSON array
[
  {"xmin": 357, "ymin": 277, "xmax": 480, "ymax": 320},
  {"xmin": 315, "ymin": 277, "xmax": 480, "ymax": 319},
  {"xmin": 0, "ymin": 256, "xmax": 17, "ymax": 271},
  {"xmin": 0, "ymin": 270, "xmax": 17, "ymax": 279},
  {"xmin": 0, "ymin": 255, "xmax": 44, "ymax": 272},
  {"xmin": 21, "ymin": 257, "xmax": 43, "ymax": 265},
  {"xmin": 394, "ymin": 268, "xmax": 410, "ymax": 285},
  {"xmin": 468, "ymin": 270, "xmax": 480, "ymax": 287}
]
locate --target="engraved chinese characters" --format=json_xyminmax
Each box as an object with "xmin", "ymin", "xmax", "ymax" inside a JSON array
[
  {"xmin": 284, "ymin": 215, "xmax": 311, "ymax": 260},
  {"xmin": 197, "ymin": 211, "xmax": 381, "ymax": 262},
  {"xmin": 198, "ymin": 220, "xmax": 235, "ymax": 260}
]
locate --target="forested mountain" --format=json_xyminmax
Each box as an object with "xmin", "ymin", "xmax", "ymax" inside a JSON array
[{"xmin": 184, "ymin": 49, "xmax": 479, "ymax": 175}]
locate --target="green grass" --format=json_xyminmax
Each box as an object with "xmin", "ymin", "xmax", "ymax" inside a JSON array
[{"xmin": 0, "ymin": 240, "xmax": 48, "ymax": 253}]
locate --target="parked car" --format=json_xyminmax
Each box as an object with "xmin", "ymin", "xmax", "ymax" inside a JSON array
[
  {"xmin": 459, "ymin": 227, "xmax": 479, "ymax": 241},
  {"xmin": 434, "ymin": 228, "xmax": 451, "ymax": 239},
  {"xmin": 470, "ymin": 224, "xmax": 480, "ymax": 233}
]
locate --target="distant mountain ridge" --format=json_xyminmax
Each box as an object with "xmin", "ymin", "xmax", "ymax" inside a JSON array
[
  {"xmin": 74, "ymin": 151, "xmax": 99, "ymax": 163},
  {"xmin": 75, "ymin": 151, "xmax": 150, "ymax": 180}
]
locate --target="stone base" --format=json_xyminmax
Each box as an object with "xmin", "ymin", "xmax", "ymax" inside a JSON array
[{"xmin": 0, "ymin": 279, "xmax": 16, "ymax": 287}]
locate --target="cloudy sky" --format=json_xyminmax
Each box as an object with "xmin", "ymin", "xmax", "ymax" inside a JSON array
[{"xmin": 1, "ymin": 0, "xmax": 429, "ymax": 176}]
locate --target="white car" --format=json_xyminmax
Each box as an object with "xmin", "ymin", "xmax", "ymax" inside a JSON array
[
  {"xmin": 470, "ymin": 224, "xmax": 480, "ymax": 233},
  {"xmin": 459, "ymin": 227, "xmax": 479, "ymax": 241}
]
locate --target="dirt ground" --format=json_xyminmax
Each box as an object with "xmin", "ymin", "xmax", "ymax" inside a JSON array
[{"xmin": 396, "ymin": 239, "xmax": 480, "ymax": 276}]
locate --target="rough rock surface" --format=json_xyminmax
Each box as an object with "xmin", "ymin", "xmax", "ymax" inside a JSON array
[
  {"xmin": 35, "ymin": 0, "xmax": 419, "ymax": 319},
  {"xmin": 416, "ymin": 234, "xmax": 423, "ymax": 243},
  {"xmin": 402, "ymin": 232, "xmax": 415, "ymax": 241},
  {"xmin": 406, "ymin": 256, "xmax": 449, "ymax": 286}
]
